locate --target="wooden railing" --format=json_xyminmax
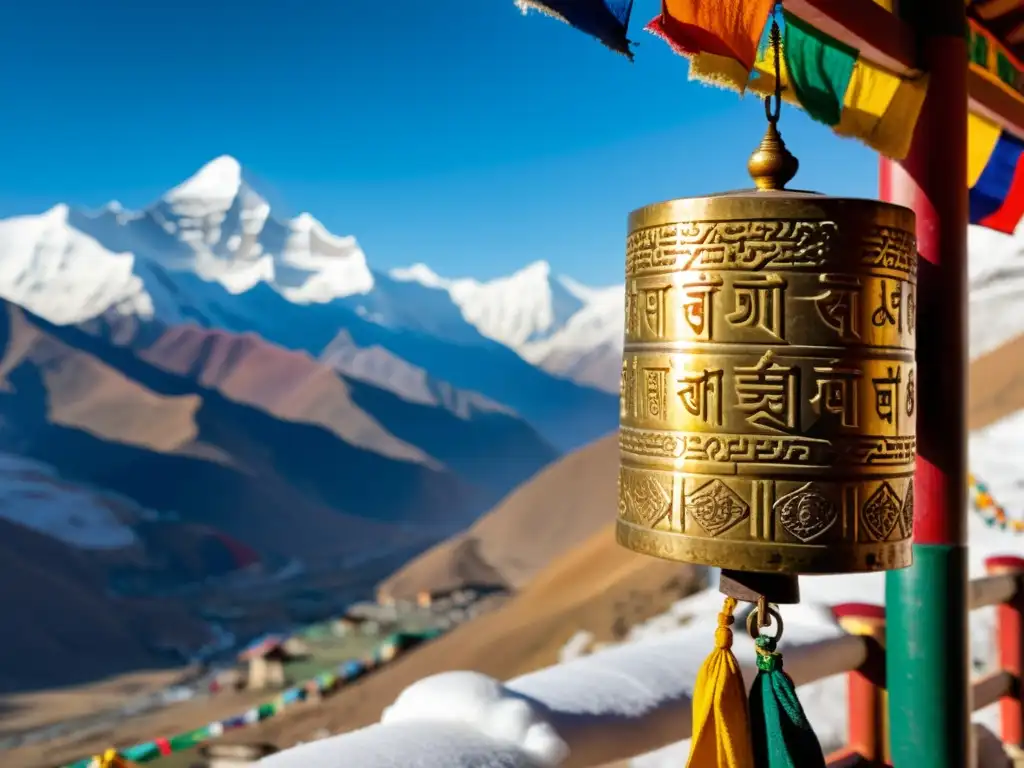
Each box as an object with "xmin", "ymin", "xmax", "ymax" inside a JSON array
[
  {"xmin": 824, "ymin": 555, "xmax": 1024, "ymax": 768},
  {"xmin": 261, "ymin": 558, "xmax": 1024, "ymax": 768}
]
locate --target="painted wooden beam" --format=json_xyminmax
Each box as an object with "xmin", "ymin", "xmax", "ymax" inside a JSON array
[
  {"xmin": 784, "ymin": 0, "xmax": 916, "ymax": 72},
  {"xmin": 785, "ymin": 0, "xmax": 1024, "ymax": 140}
]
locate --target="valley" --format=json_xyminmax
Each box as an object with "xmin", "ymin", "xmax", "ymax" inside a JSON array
[{"xmin": 0, "ymin": 155, "xmax": 625, "ymax": 707}]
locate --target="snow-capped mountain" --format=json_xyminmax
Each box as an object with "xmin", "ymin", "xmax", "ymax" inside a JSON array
[
  {"xmin": 0, "ymin": 156, "xmax": 618, "ymax": 450},
  {"xmin": 390, "ymin": 261, "xmax": 624, "ymax": 393},
  {"xmin": 390, "ymin": 260, "xmax": 591, "ymax": 348}
]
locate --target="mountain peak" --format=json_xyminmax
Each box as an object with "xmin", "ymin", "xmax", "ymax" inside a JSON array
[
  {"xmin": 513, "ymin": 260, "xmax": 551, "ymax": 281},
  {"xmin": 43, "ymin": 203, "xmax": 71, "ymax": 222},
  {"xmin": 164, "ymin": 155, "xmax": 243, "ymax": 203},
  {"xmin": 291, "ymin": 211, "xmax": 319, "ymax": 230},
  {"xmin": 390, "ymin": 263, "xmax": 449, "ymax": 289}
]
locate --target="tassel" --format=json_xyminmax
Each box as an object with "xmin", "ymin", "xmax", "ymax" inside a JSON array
[
  {"xmin": 90, "ymin": 749, "xmax": 129, "ymax": 768},
  {"xmin": 749, "ymin": 633, "xmax": 827, "ymax": 768},
  {"xmin": 686, "ymin": 597, "xmax": 756, "ymax": 768}
]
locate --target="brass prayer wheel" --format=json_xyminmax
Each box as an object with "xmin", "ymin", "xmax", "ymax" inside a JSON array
[{"xmin": 616, "ymin": 137, "xmax": 917, "ymax": 576}]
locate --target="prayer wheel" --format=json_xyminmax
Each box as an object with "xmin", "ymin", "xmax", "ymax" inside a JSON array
[{"xmin": 616, "ymin": 119, "xmax": 917, "ymax": 593}]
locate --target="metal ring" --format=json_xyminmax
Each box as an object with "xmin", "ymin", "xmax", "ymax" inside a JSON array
[{"xmin": 747, "ymin": 605, "xmax": 784, "ymax": 641}]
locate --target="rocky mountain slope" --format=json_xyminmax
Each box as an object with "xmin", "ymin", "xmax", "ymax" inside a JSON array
[
  {"xmin": 0, "ymin": 503, "xmax": 210, "ymax": 693},
  {"xmin": 0, "ymin": 300, "xmax": 524, "ymax": 560},
  {"xmin": 378, "ymin": 433, "xmax": 619, "ymax": 600}
]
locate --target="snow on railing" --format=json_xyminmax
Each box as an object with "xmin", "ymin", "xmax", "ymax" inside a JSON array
[
  {"xmin": 260, "ymin": 557, "xmax": 1024, "ymax": 768},
  {"xmin": 259, "ymin": 610, "xmax": 865, "ymax": 768}
]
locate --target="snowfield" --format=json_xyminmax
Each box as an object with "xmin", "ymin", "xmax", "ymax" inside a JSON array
[{"xmin": 0, "ymin": 453, "xmax": 139, "ymax": 550}]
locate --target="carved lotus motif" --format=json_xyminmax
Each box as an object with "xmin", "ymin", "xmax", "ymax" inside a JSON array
[
  {"xmin": 775, "ymin": 483, "xmax": 837, "ymax": 542},
  {"xmin": 686, "ymin": 479, "xmax": 749, "ymax": 537},
  {"xmin": 899, "ymin": 480, "xmax": 914, "ymax": 539},
  {"xmin": 621, "ymin": 470, "xmax": 671, "ymax": 527},
  {"xmin": 863, "ymin": 482, "xmax": 902, "ymax": 541}
]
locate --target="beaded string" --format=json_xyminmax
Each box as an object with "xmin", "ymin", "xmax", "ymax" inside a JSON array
[{"xmin": 969, "ymin": 473, "xmax": 1024, "ymax": 533}]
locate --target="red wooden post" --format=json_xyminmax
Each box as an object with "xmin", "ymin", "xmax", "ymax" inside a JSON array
[
  {"xmin": 986, "ymin": 555, "xmax": 1024, "ymax": 757},
  {"xmin": 832, "ymin": 603, "xmax": 888, "ymax": 764},
  {"xmin": 880, "ymin": 0, "xmax": 971, "ymax": 761}
]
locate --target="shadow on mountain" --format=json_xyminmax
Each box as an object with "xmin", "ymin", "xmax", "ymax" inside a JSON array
[
  {"xmin": 0, "ymin": 302, "xmax": 486, "ymax": 558},
  {"xmin": 0, "ymin": 516, "xmax": 197, "ymax": 694},
  {"xmin": 343, "ymin": 377, "xmax": 559, "ymax": 509},
  {"xmin": 81, "ymin": 309, "xmax": 560, "ymax": 505},
  {"xmin": 139, "ymin": 271, "xmax": 618, "ymax": 452}
]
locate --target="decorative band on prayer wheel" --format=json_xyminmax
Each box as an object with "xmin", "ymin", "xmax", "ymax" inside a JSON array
[{"xmin": 616, "ymin": 191, "xmax": 916, "ymax": 575}]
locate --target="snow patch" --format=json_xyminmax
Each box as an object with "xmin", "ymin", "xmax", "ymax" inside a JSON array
[
  {"xmin": 0, "ymin": 454, "xmax": 138, "ymax": 549},
  {"xmin": 382, "ymin": 672, "xmax": 569, "ymax": 766}
]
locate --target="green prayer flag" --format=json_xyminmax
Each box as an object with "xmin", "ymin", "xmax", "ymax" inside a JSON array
[{"xmin": 783, "ymin": 11, "xmax": 858, "ymax": 126}]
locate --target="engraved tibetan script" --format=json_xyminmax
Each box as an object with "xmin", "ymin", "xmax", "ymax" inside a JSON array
[
  {"xmin": 812, "ymin": 366, "xmax": 862, "ymax": 428},
  {"xmin": 677, "ymin": 368, "xmax": 724, "ymax": 427},
  {"xmin": 726, "ymin": 274, "xmax": 786, "ymax": 340},
  {"xmin": 734, "ymin": 351, "xmax": 800, "ymax": 433},
  {"xmin": 621, "ymin": 358, "xmax": 636, "ymax": 419},
  {"xmin": 643, "ymin": 368, "xmax": 669, "ymax": 421},
  {"xmin": 642, "ymin": 285, "xmax": 670, "ymax": 338},
  {"xmin": 625, "ymin": 285, "xmax": 638, "ymax": 336},
  {"xmin": 808, "ymin": 273, "xmax": 861, "ymax": 341},
  {"xmin": 681, "ymin": 274, "xmax": 723, "ymax": 340},
  {"xmin": 871, "ymin": 279, "xmax": 902, "ymax": 331},
  {"xmin": 872, "ymin": 365, "xmax": 902, "ymax": 427}
]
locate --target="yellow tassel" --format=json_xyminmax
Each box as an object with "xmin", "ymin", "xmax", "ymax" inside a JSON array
[{"xmin": 686, "ymin": 597, "xmax": 756, "ymax": 768}]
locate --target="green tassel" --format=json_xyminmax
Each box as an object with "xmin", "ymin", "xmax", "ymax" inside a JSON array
[{"xmin": 749, "ymin": 634, "xmax": 827, "ymax": 768}]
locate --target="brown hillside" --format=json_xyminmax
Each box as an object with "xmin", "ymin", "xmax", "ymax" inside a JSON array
[
  {"xmin": 0, "ymin": 517, "xmax": 207, "ymax": 694},
  {"xmin": 227, "ymin": 523, "xmax": 700, "ymax": 752},
  {"xmin": 378, "ymin": 432, "xmax": 619, "ymax": 600},
  {"xmin": 6, "ymin": 522, "xmax": 700, "ymax": 768},
  {"xmin": 0, "ymin": 303, "xmax": 483, "ymax": 559},
  {"xmin": 969, "ymin": 334, "xmax": 1024, "ymax": 430},
  {"xmin": 104, "ymin": 318, "xmax": 559, "ymax": 509}
]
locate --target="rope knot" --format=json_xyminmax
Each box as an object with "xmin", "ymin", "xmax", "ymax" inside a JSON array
[
  {"xmin": 713, "ymin": 597, "xmax": 737, "ymax": 649},
  {"xmin": 713, "ymin": 625, "xmax": 734, "ymax": 649},
  {"xmin": 754, "ymin": 634, "xmax": 780, "ymax": 672}
]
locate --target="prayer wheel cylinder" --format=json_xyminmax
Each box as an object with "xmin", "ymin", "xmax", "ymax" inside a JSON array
[{"xmin": 616, "ymin": 190, "xmax": 917, "ymax": 574}]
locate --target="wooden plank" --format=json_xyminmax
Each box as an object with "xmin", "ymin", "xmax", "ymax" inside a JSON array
[
  {"xmin": 969, "ymin": 69, "xmax": 1024, "ymax": 139},
  {"xmin": 972, "ymin": 669, "xmax": 1015, "ymax": 710},
  {"xmin": 824, "ymin": 748, "xmax": 871, "ymax": 767},
  {"xmin": 968, "ymin": 571, "xmax": 1019, "ymax": 609},
  {"xmin": 783, "ymin": 0, "xmax": 916, "ymax": 72}
]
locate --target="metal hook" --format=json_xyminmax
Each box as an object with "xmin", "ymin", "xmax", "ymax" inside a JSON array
[
  {"xmin": 763, "ymin": 6, "xmax": 783, "ymax": 125},
  {"xmin": 747, "ymin": 603, "xmax": 784, "ymax": 641},
  {"xmin": 756, "ymin": 595, "xmax": 772, "ymax": 630}
]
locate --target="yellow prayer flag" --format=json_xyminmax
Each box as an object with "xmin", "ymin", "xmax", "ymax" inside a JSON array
[
  {"xmin": 968, "ymin": 112, "xmax": 1002, "ymax": 187},
  {"xmin": 835, "ymin": 61, "xmax": 928, "ymax": 161}
]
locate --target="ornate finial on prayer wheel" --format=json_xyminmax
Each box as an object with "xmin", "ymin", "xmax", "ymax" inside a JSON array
[
  {"xmin": 748, "ymin": 121, "xmax": 799, "ymax": 191},
  {"xmin": 746, "ymin": 15, "xmax": 799, "ymax": 192}
]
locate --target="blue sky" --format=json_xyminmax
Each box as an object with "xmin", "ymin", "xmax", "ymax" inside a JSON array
[{"xmin": 0, "ymin": 0, "xmax": 878, "ymax": 285}]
